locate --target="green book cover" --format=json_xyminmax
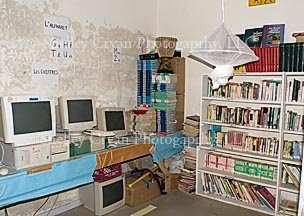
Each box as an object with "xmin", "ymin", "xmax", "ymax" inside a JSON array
[
  {"xmin": 279, "ymin": 44, "xmax": 285, "ymax": 72},
  {"xmin": 284, "ymin": 43, "xmax": 291, "ymax": 72},
  {"xmin": 300, "ymin": 43, "xmax": 304, "ymax": 72},
  {"xmin": 294, "ymin": 43, "xmax": 300, "ymax": 72},
  {"xmin": 289, "ymin": 43, "xmax": 295, "ymax": 72}
]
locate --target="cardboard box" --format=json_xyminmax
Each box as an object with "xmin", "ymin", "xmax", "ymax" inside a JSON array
[
  {"xmin": 176, "ymin": 94, "xmax": 185, "ymax": 131},
  {"xmin": 125, "ymin": 177, "xmax": 161, "ymax": 207},
  {"xmin": 170, "ymin": 58, "xmax": 185, "ymax": 95},
  {"xmin": 165, "ymin": 174, "xmax": 179, "ymax": 193}
]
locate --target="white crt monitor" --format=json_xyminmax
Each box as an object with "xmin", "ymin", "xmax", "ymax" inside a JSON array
[
  {"xmin": 58, "ymin": 96, "xmax": 97, "ymax": 131},
  {"xmin": 79, "ymin": 176, "xmax": 125, "ymax": 216},
  {"xmin": 97, "ymin": 107, "xmax": 127, "ymax": 137},
  {"xmin": 0, "ymin": 96, "xmax": 56, "ymax": 147}
]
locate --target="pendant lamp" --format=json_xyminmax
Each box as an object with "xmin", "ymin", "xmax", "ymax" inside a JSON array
[{"xmin": 188, "ymin": 0, "xmax": 259, "ymax": 89}]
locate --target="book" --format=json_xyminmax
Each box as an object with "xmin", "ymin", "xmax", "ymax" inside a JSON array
[
  {"xmin": 255, "ymin": 186, "xmax": 275, "ymax": 211},
  {"xmin": 262, "ymin": 24, "xmax": 285, "ymax": 47},
  {"xmin": 244, "ymin": 28, "xmax": 264, "ymax": 48}
]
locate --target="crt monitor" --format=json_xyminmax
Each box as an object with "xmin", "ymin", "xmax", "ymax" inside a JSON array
[
  {"xmin": 58, "ymin": 96, "xmax": 97, "ymax": 131},
  {"xmin": 0, "ymin": 96, "xmax": 56, "ymax": 147},
  {"xmin": 96, "ymin": 107, "xmax": 127, "ymax": 137},
  {"xmin": 79, "ymin": 175, "xmax": 125, "ymax": 216}
]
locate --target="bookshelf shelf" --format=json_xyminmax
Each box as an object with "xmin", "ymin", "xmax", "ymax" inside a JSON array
[
  {"xmin": 199, "ymin": 167, "xmax": 277, "ymax": 189},
  {"xmin": 201, "ymin": 121, "xmax": 280, "ymax": 133},
  {"xmin": 196, "ymin": 192, "xmax": 275, "ymax": 215},
  {"xmin": 280, "ymin": 183, "xmax": 299, "ymax": 194},
  {"xmin": 281, "ymin": 158, "xmax": 302, "ymax": 166},
  {"xmin": 234, "ymin": 72, "xmax": 283, "ymax": 77},
  {"xmin": 202, "ymin": 97, "xmax": 281, "ymax": 106},
  {"xmin": 283, "ymin": 130, "xmax": 304, "ymax": 136},
  {"xmin": 199, "ymin": 145, "xmax": 278, "ymax": 165},
  {"xmin": 285, "ymin": 101, "xmax": 304, "ymax": 106},
  {"xmin": 198, "ymin": 73, "xmax": 303, "ymax": 216}
]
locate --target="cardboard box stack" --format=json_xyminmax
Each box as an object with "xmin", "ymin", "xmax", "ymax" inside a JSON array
[
  {"xmin": 129, "ymin": 106, "xmax": 156, "ymax": 134},
  {"xmin": 153, "ymin": 73, "xmax": 177, "ymax": 134},
  {"xmin": 137, "ymin": 59, "xmax": 160, "ymax": 105}
]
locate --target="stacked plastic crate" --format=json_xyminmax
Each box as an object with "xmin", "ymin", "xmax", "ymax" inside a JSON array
[
  {"xmin": 137, "ymin": 60, "xmax": 160, "ymax": 105},
  {"xmin": 152, "ymin": 74, "xmax": 178, "ymax": 134}
]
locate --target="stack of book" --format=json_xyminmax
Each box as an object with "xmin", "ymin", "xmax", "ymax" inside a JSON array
[
  {"xmin": 285, "ymin": 110, "xmax": 304, "ymax": 131},
  {"xmin": 282, "ymin": 164, "xmax": 301, "ymax": 189},
  {"xmin": 137, "ymin": 59, "xmax": 160, "ymax": 105},
  {"xmin": 279, "ymin": 43, "xmax": 304, "ymax": 72},
  {"xmin": 283, "ymin": 140, "xmax": 303, "ymax": 160},
  {"xmin": 183, "ymin": 115, "xmax": 200, "ymax": 138},
  {"xmin": 205, "ymin": 130, "xmax": 280, "ymax": 156},
  {"xmin": 130, "ymin": 106, "xmax": 156, "ymax": 134},
  {"xmin": 207, "ymin": 79, "xmax": 282, "ymax": 102},
  {"xmin": 280, "ymin": 200, "xmax": 298, "ymax": 216},
  {"xmin": 207, "ymin": 104, "xmax": 281, "ymax": 129},
  {"xmin": 286, "ymin": 79, "xmax": 304, "ymax": 102},
  {"xmin": 152, "ymin": 73, "xmax": 177, "ymax": 134},
  {"xmin": 178, "ymin": 147, "xmax": 196, "ymax": 193},
  {"xmin": 201, "ymin": 173, "xmax": 276, "ymax": 211}
]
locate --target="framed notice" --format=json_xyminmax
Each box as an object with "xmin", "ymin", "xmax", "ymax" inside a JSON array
[{"xmin": 249, "ymin": 0, "xmax": 276, "ymax": 7}]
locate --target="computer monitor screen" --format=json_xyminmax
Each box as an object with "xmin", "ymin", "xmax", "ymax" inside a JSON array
[
  {"xmin": 67, "ymin": 100, "xmax": 93, "ymax": 123},
  {"xmin": 102, "ymin": 179, "xmax": 124, "ymax": 207},
  {"xmin": 12, "ymin": 102, "xmax": 52, "ymax": 135},
  {"xmin": 105, "ymin": 111, "xmax": 125, "ymax": 131}
]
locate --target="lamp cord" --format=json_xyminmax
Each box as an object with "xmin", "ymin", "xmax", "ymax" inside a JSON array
[{"xmin": 221, "ymin": 0, "xmax": 225, "ymax": 23}]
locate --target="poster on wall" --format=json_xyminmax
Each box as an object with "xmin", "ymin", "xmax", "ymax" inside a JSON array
[
  {"xmin": 113, "ymin": 47, "xmax": 122, "ymax": 64},
  {"xmin": 32, "ymin": 62, "xmax": 59, "ymax": 85},
  {"xmin": 44, "ymin": 14, "xmax": 70, "ymax": 38},
  {"xmin": 50, "ymin": 38, "xmax": 74, "ymax": 59},
  {"xmin": 249, "ymin": 0, "xmax": 276, "ymax": 7}
]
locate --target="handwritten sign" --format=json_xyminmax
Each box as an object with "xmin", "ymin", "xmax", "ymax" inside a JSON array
[
  {"xmin": 50, "ymin": 38, "xmax": 73, "ymax": 59},
  {"xmin": 44, "ymin": 14, "xmax": 70, "ymax": 38},
  {"xmin": 113, "ymin": 47, "xmax": 122, "ymax": 64},
  {"xmin": 32, "ymin": 63, "xmax": 59, "ymax": 85},
  {"xmin": 249, "ymin": 0, "xmax": 276, "ymax": 7}
]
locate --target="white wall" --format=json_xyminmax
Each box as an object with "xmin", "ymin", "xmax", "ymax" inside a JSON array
[
  {"xmin": 157, "ymin": 0, "xmax": 304, "ymax": 116},
  {"xmin": 0, "ymin": 0, "xmax": 156, "ymax": 215}
]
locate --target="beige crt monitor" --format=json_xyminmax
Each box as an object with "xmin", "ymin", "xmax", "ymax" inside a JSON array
[{"xmin": 96, "ymin": 107, "xmax": 127, "ymax": 137}]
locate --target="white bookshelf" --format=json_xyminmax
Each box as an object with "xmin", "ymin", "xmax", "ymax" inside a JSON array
[{"xmin": 196, "ymin": 72, "xmax": 304, "ymax": 216}]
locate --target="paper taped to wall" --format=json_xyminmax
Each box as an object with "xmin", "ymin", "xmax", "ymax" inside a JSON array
[
  {"xmin": 44, "ymin": 14, "xmax": 70, "ymax": 38},
  {"xmin": 32, "ymin": 62, "xmax": 59, "ymax": 85}
]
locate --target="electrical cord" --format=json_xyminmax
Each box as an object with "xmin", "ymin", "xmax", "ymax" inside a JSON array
[
  {"xmin": 33, "ymin": 196, "xmax": 49, "ymax": 216},
  {"xmin": 46, "ymin": 194, "xmax": 59, "ymax": 216},
  {"xmin": 0, "ymin": 142, "xmax": 4, "ymax": 163}
]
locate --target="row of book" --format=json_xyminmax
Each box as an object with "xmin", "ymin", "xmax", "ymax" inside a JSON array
[
  {"xmin": 234, "ymin": 160, "xmax": 277, "ymax": 182},
  {"xmin": 245, "ymin": 47, "xmax": 280, "ymax": 72},
  {"xmin": 178, "ymin": 147, "xmax": 196, "ymax": 193},
  {"xmin": 207, "ymin": 79, "xmax": 282, "ymax": 102},
  {"xmin": 283, "ymin": 140, "xmax": 303, "ymax": 160},
  {"xmin": 207, "ymin": 104, "xmax": 281, "ymax": 129},
  {"xmin": 286, "ymin": 79, "xmax": 304, "ymax": 102},
  {"xmin": 200, "ymin": 173, "xmax": 276, "ymax": 211},
  {"xmin": 285, "ymin": 110, "xmax": 304, "ymax": 132},
  {"xmin": 205, "ymin": 130, "xmax": 280, "ymax": 156},
  {"xmin": 279, "ymin": 43, "xmax": 304, "ymax": 72},
  {"xmin": 280, "ymin": 200, "xmax": 297, "ymax": 216},
  {"xmin": 204, "ymin": 154, "xmax": 277, "ymax": 182},
  {"xmin": 282, "ymin": 164, "xmax": 301, "ymax": 189}
]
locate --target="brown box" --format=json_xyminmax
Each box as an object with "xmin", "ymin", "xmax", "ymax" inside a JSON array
[
  {"xmin": 125, "ymin": 177, "xmax": 161, "ymax": 207},
  {"xmin": 165, "ymin": 174, "xmax": 180, "ymax": 193},
  {"xmin": 170, "ymin": 58, "xmax": 185, "ymax": 95},
  {"xmin": 176, "ymin": 112, "xmax": 184, "ymax": 131},
  {"xmin": 176, "ymin": 94, "xmax": 185, "ymax": 113}
]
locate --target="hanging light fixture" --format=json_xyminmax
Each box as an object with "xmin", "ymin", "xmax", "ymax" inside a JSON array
[{"xmin": 188, "ymin": 0, "xmax": 258, "ymax": 89}]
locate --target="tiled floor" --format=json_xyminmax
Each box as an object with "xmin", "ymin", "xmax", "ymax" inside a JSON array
[{"xmin": 60, "ymin": 191, "xmax": 267, "ymax": 216}]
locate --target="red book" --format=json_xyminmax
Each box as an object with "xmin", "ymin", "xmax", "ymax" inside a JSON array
[
  {"xmin": 256, "ymin": 187, "xmax": 275, "ymax": 210},
  {"xmin": 254, "ymin": 48, "xmax": 260, "ymax": 72},
  {"xmin": 275, "ymin": 47, "xmax": 280, "ymax": 72},
  {"xmin": 270, "ymin": 47, "xmax": 275, "ymax": 72}
]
